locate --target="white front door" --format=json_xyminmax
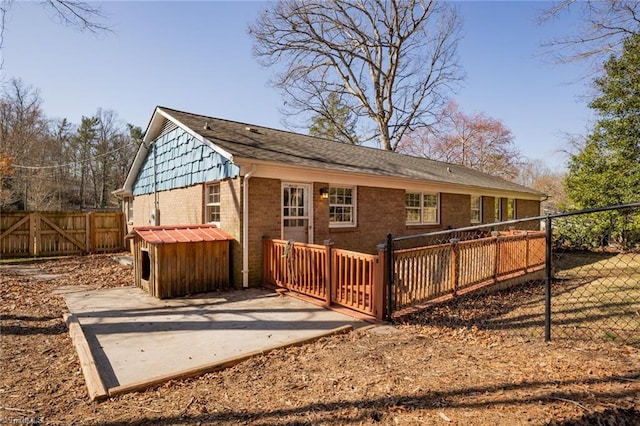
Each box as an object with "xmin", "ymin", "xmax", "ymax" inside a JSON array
[{"xmin": 282, "ymin": 183, "xmax": 311, "ymax": 243}]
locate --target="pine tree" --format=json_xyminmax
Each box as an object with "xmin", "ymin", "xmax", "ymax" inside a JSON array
[{"xmin": 309, "ymin": 93, "xmax": 359, "ymax": 144}]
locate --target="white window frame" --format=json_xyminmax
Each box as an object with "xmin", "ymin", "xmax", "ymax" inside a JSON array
[
  {"xmin": 329, "ymin": 186, "xmax": 357, "ymax": 228},
  {"xmin": 127, "ymin": 197, "xmax": 134, "ymax": 223},
  {"xmin": 406, "ymin": 192, "xmax": 440, "ymax": 225},
  {"xmin": 495, "ymin": 197, "xmax": 502, "ymax": 222},
  {"xmin": 205, "ymin": 182, "xmax": 221, "ymax": 225},
  {"xmin": 470, "ymin": 195, "xmax": 482, "ymax": 224}
]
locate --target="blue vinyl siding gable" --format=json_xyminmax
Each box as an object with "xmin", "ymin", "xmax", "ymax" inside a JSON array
[{"xmin": 132, "ymin": 127, "xmax": 239, "ymax": 196}]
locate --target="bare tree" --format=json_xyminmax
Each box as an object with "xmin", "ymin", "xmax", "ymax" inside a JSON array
[
  {"xmin": 517, "ymin": 158, "xmax": 567, "ymax": 213},
  {"xmin": 40, "ymin": 0, "xmax": 108, "ymax": 32},
  {"xmin": 540, "ymin": 1, "xmax": 640, "ymax": 67},
  {"xmin": 398, "ymin": 101, "xmax": 522, "ymax": 179},
  {"xmin": 92, "ymin": 109, "xmax": 138, "ymax": 208},
  {"xmin": 0, "ymin": 79, "xmax": 50, "ymax": 210},
  {"xmin": 249, "ymin": 0, "xmax": 463, "ymax": 151},
  {"xmin": 0, "ymin": 0, "xmax": 109, "ymax": 69}
]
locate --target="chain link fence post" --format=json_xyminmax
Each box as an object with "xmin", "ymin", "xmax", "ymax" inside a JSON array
[{"xmin": 545, "ymin": 215, "xmax": 553, "ymax": 342}]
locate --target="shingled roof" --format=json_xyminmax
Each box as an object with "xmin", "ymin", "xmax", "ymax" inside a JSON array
[{"xmin": 152, "ymin": 106, "xmax": 544, "ymax": 198}]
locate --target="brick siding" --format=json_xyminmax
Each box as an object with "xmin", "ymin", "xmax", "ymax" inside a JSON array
[
  {"xmin": 131, "ymin": 178, "xmax": 542, "ymax": 288},
  {"xmin": 220, "ymin": 179, "xmax": 242, "ymax": 286},
  {"xmin": 247, "ymin": 177, "xmax": 281, "ymax": 285},
  {"xmin": 130, "ymin": 185, "xmax": 203, "ymax": 227},
  {"xmin": 482, "ymin": 196, "xmax": 496, "ymax": 224},
  {"xmin": 516, "ymin": 199, "xmax": 540, "ymax": 219}
]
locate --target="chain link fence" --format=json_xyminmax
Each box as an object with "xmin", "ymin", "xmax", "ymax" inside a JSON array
[{"xmin": 391, "ymin": 203, "xmax": 640, "ymax": 346}]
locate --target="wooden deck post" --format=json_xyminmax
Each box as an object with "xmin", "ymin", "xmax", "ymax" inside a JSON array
[
  {"xmin": 324, "ymin": 243, "xmax": 332, "ymax": 307},
  {"xmin": 373, "ymin": 245, "xmax": 386, "ymax": 321},
  {"xmin": 491, "ymin": 231, "xmax": 500, "ymax": 280},
  {"xmin": 450, "ymin": 238, "xmax": 459, "ymax": 297}
]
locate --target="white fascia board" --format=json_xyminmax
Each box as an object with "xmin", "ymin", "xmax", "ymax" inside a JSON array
[
  {"xmin": 121, "ymin": 107, "xmax": 169, "ymax": 193},
  {"xmin": 156, "ymin": 108, "xmax": 234, "ymax": 162},
  {"xmin": 121, "ymin": 115, "xmax": 157, "ymax": 193},
  {"xmin": 235, "ymin": 159, "xmax": 544, "ymax": 201}
]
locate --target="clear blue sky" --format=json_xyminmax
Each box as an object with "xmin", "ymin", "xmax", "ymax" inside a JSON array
[{"xmin": 1, "ymin": 1, "xmax": 591, "ymax": 170}]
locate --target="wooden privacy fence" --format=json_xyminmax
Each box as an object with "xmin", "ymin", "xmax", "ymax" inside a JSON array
[
  {"xmin": 263, "ymin": 239, "xmax": 385, "ymax": 318},
  {"xmin": 263, "ymin": 232, "xmax": 545, "ymax": 320},
  {"xmin": 0, "ymin": 211, "xmax": 125, "ymax": 258},
  {"xmin": 393, "ymin": 231, "xmax": 546, "ymax": 311}
]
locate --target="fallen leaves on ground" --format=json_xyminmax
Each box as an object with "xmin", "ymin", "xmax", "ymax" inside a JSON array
[{"xmin": 0, "ymin": 254, "xmax": 638, "ymax": 425}]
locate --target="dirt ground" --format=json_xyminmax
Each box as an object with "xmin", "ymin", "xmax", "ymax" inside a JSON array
[{"xmin": 1, "ymin": 254, "xmax": 638, "ymax": 425}]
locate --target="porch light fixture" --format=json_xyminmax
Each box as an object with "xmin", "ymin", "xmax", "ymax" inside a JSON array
[{"xmin": 319, "ymin": 187, "xmax": 330, "ymax": 200}]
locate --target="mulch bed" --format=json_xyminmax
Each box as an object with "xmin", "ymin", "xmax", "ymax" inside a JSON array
[{"xmin": 1, "ymin": 254, "xmax": 638, "ymax": 425}]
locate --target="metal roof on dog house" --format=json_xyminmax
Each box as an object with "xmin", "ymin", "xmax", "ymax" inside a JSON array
[{"xmin": 126, "ymin": 225, "xmax": 233, "ymax": 298}]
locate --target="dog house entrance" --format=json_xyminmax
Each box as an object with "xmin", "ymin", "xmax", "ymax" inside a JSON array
[{"xmin": 141, "ymin": 249, "xmax": 150, "ymax": 281}]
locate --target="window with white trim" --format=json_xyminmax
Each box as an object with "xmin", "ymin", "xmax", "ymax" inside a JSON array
[
  {"xmin": 406, "ymin": 192, "xmax": 439, "ymax": 224},
  {"xmin": 507, "ymin": 198, "xmax": 516, "ymax": 220},
  {"xmin": 329, "ymin": 186, "xmax": 356, "ymax": 227},
  {"xmin": 470, "ymin": 195, "xmax": 482, "ymax": 224},
  {"xmin": 206, "ymin": 183, "xmax": 221, "ymax": 224},
  {"xmin": 127, "ymin": 198, "xmax": 134, "ymax": 223},
  {"xmin": 495, "ymin": 197, "xmax": 502, "ymax": 222}
]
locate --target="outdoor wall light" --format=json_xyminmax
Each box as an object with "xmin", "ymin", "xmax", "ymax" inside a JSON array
[{"xmin": 319, "ymin": 187, "xmax": 330, "ymax": 200}]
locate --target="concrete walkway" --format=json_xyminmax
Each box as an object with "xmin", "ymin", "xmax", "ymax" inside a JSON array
[{"xmin": 59, "ymin": 286, "xmax": 367, "ymax": 400}]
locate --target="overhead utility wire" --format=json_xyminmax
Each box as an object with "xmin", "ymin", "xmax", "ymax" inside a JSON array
[{"xmin": 10, "ymin": 139, "xmax": 140, "ymax": 170}]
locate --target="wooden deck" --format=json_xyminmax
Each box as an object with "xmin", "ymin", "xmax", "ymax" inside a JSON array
[{"xmin": 264, "ymin": 231, "xmax": 546, "ymax": 320}]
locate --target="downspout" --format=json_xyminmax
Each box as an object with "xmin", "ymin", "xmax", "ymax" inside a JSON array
[
  {"xmin": 153, "ymin": 142, "xmax": 158, "ymax": 225},
  {"xmin": 242, "ymin": 165, "xmax": 256, "ymax": 288}
]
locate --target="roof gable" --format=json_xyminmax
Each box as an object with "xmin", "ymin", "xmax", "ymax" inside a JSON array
[{"xmin": 131, "ymin": 126, "xmax": 239, "ymax": 196}]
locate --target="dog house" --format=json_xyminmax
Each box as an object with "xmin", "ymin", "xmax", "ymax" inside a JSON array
[{"xmin": 126, "ymin": 224, "xmax": 233, "ymax": 298}]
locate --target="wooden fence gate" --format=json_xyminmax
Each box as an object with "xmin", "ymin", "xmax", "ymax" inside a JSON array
[{"xmin": 0, "ymin": 211, "xmax": 125, "ymax": 258}]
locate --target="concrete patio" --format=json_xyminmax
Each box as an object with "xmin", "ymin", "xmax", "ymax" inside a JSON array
[{"xmin": 58, "ymin": 286, "xmax": 368, "ymax": 400}]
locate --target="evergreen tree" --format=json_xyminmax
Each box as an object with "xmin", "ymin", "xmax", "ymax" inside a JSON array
[
  {"xmin": 564, "ymin": 33, "xmax": 640, "ymax": 248},
  {"xmin": 309, "ymin": 93, "xmax": 359, "ymax": 144}
]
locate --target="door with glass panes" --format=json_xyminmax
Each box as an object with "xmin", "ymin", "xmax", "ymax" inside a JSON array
[{"xmin": 282, "ymin": 183, "xmax": 311, "ymax": 243}]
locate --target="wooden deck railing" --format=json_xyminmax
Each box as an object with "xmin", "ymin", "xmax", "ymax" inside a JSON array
[
  {"xmin": 393, "ymin": 231, "xmax": 546, "ymax": 311},
  {"xmin": 331, "ymin": 248, "xmax": 378, "ymax": 316},
  {"xmin": 263, "ymin": 231, "xmax": 546, "ymax": 320},
  {"xmin": 263, "ymin": 239, "xmax": 330, "ymax": 301}
]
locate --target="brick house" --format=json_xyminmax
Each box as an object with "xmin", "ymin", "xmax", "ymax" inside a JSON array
[{"xmin": 116, "ymin": 106, "xmax": 545, "ymax": 288}]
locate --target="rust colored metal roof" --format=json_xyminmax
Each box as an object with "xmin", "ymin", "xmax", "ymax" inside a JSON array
[{"xmin": 127, "ymin": 225, "xmax": 233, "ymax": 245}]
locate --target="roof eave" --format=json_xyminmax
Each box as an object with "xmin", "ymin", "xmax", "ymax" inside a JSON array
[
  {"xmin": 156, "ymin": 107, "xmax": 235, "ymax": 162},
  {"xmin": 233, "ymin": 157, "xmax": 546, "ymax": 201}
]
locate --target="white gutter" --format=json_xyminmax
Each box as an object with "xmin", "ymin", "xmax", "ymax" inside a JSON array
[{"xmin": 242, "ymin": 165, "xmax": 256, "ymax": 288}]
